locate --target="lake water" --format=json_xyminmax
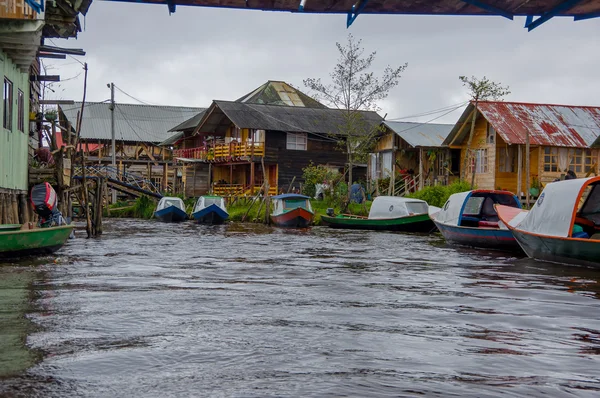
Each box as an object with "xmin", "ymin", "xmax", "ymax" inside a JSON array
[{"xmin": 1, "ymin": 219, "xmax": 600, "ymax": 397}]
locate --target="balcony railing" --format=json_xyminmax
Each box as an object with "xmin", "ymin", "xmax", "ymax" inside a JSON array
[
  {"xmin": 0, "ymin": 0, "xmax": 39, "ymax": 20},
  {"xmin": 173, "ymin": 142, "xmax": 265, "ymax": 162},
  {"xmin": 213, "ymin": 183, "xmax": 278, "ymax": 197}
]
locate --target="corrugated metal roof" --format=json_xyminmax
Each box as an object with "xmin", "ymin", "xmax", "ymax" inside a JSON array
[
  {"xmin": 60, "ymin": 102, "xmax": 205, "ymax": 143},
  {"xmin": 196, "ymin": 100, "xmax": 382, "ymax": 135},
  {"xmin": 444, "ymin": 102, "xmax": 600, "ymax": 148},
  {"xmin": 383, "ymin": 121, "xmax": 453, "ymax": 148},
  {"xmin": 168, "ymin": 110, "xmax": 207, "ymax": 132},
  {"xmin": 236, "ymin": 81, "xmax": 327, "ymax": 109}
]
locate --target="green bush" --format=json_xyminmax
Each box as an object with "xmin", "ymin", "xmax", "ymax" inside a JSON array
[
  {"xmin": 132, "ymin": 195, "xmax": 155, "ymax": 219},
  {"xmin": 301, "ymin": 162, "xmax": 339, "ymax": 198},
  {"xmin": 407, "ymin": 180, "xmax": 471, "ymax": 208}
]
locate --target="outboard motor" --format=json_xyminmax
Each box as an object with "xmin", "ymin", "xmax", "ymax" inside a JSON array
[
  {"xmin": 30, "ymin": 182, "xmax": 66, "ymax": 227},
  {"xmin": 31, "ymin": 182, "xmax": 57, "ymax": 218}
]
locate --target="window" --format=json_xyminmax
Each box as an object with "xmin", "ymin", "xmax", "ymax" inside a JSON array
[
  {"xmin": 286, "ymin": 132, "xmax": 307, "ymax": 150},
  {"xmin": 470, "ymin": 149, "xmax": 489, "ymax": 174},
  {"xmin": 17, "ymin": 89, "xmax": 24, "ymax": 132},
  {"xmin": 380, "ymin": 151, "xmax": 393, "ymax": 178},
  {"xmin": 3, "ymin": 77, "xmax": 13, "ymax": 130},
  {"xmin": 570, "ymin": 149, "xmax": 594, "ymax": 174},
  {"xmin": 544, "ymin": 147, "xmax": 558, "ymax": 172},
  {"xmin": 498, "ymin": 146, "xmax": 516, "ymax": 173},
  {"xmin": 486, "ymin": 123, "xmax": 495, "ymax": 144}
]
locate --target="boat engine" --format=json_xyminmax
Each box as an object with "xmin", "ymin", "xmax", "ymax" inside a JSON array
[{"xmin": 30, "ymin": 182, "xmax": 66, "ymax": 227}]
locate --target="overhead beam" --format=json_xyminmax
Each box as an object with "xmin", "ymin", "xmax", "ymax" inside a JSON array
[
  {"xmin": 347, "ymin": 0, "xmax": 370, "ymax": 28},
  {"xmin": 39, "ymin": 100, "xmax": 75, "ymax": 105},
  {"xmin": 38, "ymin": 52, "xmax": 66, "ymax": 59},
  {"xmin": 525, "ymin": 0, "xmax": 585, "ymax": 31},
  {"xmin": 460, "ymin": 0, "xmax": 513, "ymax": 19},
  {"xmin": 31, "ymin": 75, "xmax": 60, "ymax": 82},
  {"xmin": 38, "ymin": 45, "xmax": 86, "ymax": 56},
  {"xmin": 574, "ymin": 11, "xmax": 600, "ymax": 21}
]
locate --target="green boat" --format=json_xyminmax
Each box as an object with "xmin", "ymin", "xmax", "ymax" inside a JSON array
[
  {"xmin": 321, "ymin": 196, "xmax": 437, "ymax": 233},
  {"xmin": 0, "ymin": 225, "xmax": 75, "ymax": 258}
]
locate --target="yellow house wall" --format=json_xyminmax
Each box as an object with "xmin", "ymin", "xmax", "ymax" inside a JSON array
[
  {"xmin": 458, "ymin": 117, "xmax": 496, "ymax": 190},
  {"xmin": 375, "ymin": 131, "xmax": 394, "ymax": 152}
]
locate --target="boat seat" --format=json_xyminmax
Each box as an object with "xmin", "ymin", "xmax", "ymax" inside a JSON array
[{"xmin": 479, "ymin": 220, "xmax": 499, "ymax": 228}]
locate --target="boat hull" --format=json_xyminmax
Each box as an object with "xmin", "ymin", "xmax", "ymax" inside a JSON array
[
  {"xmin": 154, "ymin": 206, "xmax": 188, "ymax": 222},
  {"xmin": 434, "ymin": 221, "xmax": 521, "ymax": 251},
  {"xmin": 0, "ymin": 225, "xmax": 75, "ymax": 258},
  {"xmin": 192, "ymin": 204, "xmax": 229, "ymax": 224},
  {"xmin": 271, "ymin": 208, "xmax": 314, "ymax": 228},
  {"xmin": 322, "ymin": 213, "xmax": 435, "ymax": 232},
  {"xmin": 511, "ymin": 230, "xmax": 600, "ymax": 267}
]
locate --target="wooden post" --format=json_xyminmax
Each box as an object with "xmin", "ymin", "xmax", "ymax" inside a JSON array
[
  {"xmin": 208, "ymin": 163, "xmax": 212, "ymax": 194},
  {"xmin": 525, "ymin": 130, "xmax": 530, "ymax": 208},
  {"xmin": 250, "ymin": 162, "xmax": 255, "ymax": 194},
  {"xmin": 162, "ymin": 163, "xmax": 168, "ymax": 192},
  {"xmin": 0, "ymin": 193, "xmax": 5, "ymax": 224},
  {"xmin": 517, "ymin": 145, "xmax": 522, "ymax": 198},
  {"xmin": 147, "ymin": 161, "xmax": 152, "ymax": 184},
  {"xmin": 95, "ymin": 179, "xmax": 104, "ymax": 235},
  {"xmin": 261, "ymin": 157, "xmax": 270, "ymax": 224},
  {"xmin": 19, "ymin": 194, "xmax": 29, "ymax": 224},
  {"xmin": 418, "ymin": 148, "xmax": 424, "ymax": 190}
]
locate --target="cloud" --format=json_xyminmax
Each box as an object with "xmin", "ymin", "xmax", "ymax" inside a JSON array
[{"xmin": 44, "ymin": 2, "xmax": 600, "ymax": 126}]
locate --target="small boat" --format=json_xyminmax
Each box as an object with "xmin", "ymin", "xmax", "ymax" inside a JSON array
[
  {"xmin": 270, "ymin": 194, "xmax": 314, "ymax": 228},
  {"xmin": 431, "ymin": 189, "xmax": 522, "ymax": 251},
  {"xmin": 321, "ymin": 196, "xmax": 436, "ymax": 232},
  {"xmin": 191, "ymin": 195, "xmax": 229, "ymax": 224},
  {"xmin": 154, "ymin": 197, "xmax": 188, "ymax": 222},
  {"xmin": 497, "ymin": 176, "xmax": 600, "ymax": 267},
  {"xmin": 0, "ymin": 224, "xmax": 75, "ymax": 258}
]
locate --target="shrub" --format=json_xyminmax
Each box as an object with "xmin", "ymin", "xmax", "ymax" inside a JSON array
[
  {"xmin": 301, "ymin": 162, "xmax": 339, "ymax": 198},
  {"xmin": 407, "ymin": 180, "xmax": 471, "ymax": 208},
  {"xmin": 132, "ymin": 195, "xmax": 155, "ymax": 219}
]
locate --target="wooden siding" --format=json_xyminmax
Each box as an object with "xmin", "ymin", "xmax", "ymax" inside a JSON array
[
  {"xmin": 183, "ymin": 163, "xmax": 210, "ymax": 197},
  {"xmin": 375, "ymin": 131, "xmax": 394, "ymax": 152},
  {"xmin": 265, "ymin": 130, "xmax": 346, "ymax": 191},
  {"xmin": 455, "ymin": 117, "xmax": 496, "ymax": 190},
  {"xmin": 1, "ymin": 49, "xmax": 29, "ymax": 191}
]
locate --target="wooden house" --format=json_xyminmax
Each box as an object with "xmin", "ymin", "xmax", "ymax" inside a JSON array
[
  {"xmin": 170, "ymin": 99, "xmax": 382, "ymax": 197},
  {"xmin": 59, "ymin": 102, "xmax": 204, "ymax": 193},
  {"xmin": 444, "ymin": 101, "xmax": 600, "ymax": 196},
  {"xmin": 165, "ymin": 80, "xmax": 381, "ymax": 197},
  {"xmin": 371, "ymin": 121, "xmax": 454, "ymax": 193}
]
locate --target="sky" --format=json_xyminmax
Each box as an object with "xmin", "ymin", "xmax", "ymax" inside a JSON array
[{"xmin": 44, "ymin": 2, "xmax": 600, "ymax": 127}]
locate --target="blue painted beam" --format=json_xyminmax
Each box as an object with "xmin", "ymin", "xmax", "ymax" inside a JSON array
[
  {"xmin": 574, "ymin": 11, "xmax": 600, "ymax": 21},
  {"xmin": 25, "ymin": 0, "xmax": 44, "ymax": 13},
  {"xmin": 167, "ymin": 0, "xmax": 176, "ymax": 13},
  {"xmin": 524, "ymin": 15, "xmax": 533, "ymax": 27},
  {"xmin": 298, "ymin": 0, "xmax": 306, "ymax": 12},
  {"xmin": 525, "ymin": 0, "xmax": 584, "ymax": 31},
  {"xmin": 347, "ymin": 0, "xmax": 370, "ymax": 28},
  {"xmin": 460, "ymin": 0, "xmax": 513, "ymax": 20}
]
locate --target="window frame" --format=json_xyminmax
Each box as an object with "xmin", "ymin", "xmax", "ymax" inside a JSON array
[
  {"xmin": 498, "ymin": 146, "xmax": 516, "ymax": 173},
  {"xmin": 3, "ymin": 77, "xmax": 13, "ymax": 131},
  {"xmin": 470, "ymin": 148, "xmax": 489, "ymax": 174},
  {"xmin": 17, "ymin": 89, "xmax": 24, "ymax": 133},
  {"xmin": 486, "ymin": 123, "xmax": 495, "ymax": 145},
  {"xmin": 543, "ymin": 147, "xmax": 559, "ymax": 172},
  {"xmin": 286, "ymin": 132, "xmax": 307, "ymax": 151},
  {"xmin": 570, "ymin": 149, "xmax": 594, "ymax": 174}
]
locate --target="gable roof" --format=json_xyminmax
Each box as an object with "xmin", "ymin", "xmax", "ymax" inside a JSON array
[
  {"xmin": 60, "ymin": 102, "xmax": 205, "ymax": 144},
  {"xmin": 383, "ymin": 121, "xmax": 453, "ymax": 148},
  {"xmin": 194, "ymin": 100, "xmax": 382, "ymax": 135},
  {"xmin": 444, "ymin": 101, "xmax": 600, "ymax": 148},
  {"xmin": 168, "ymin": 110, "xmax": 207, "ymax": 132},
  {"xmin": 236, "ymin": 81, "xmax": 327, "ymax": 109}
]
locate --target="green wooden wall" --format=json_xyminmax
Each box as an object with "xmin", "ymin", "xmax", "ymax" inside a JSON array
[{"xmin": 0, "ymin": 50, "xmax": 29, "ymax": 191}]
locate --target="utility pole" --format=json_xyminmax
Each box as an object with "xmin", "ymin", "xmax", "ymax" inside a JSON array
[{"xmin": 108, "ymin": 82, "xmax": 116, "ymax": 203}]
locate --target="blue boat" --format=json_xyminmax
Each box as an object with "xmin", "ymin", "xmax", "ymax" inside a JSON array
[
  {"xmin": 154, "ymin": 197, "xmax": 188, "ymax": 222},
  {"xmin": 191, "ymin": 195, "xmax": 229, "ymax": 224},
  {"xmin": 431, "ymin": 190, "xmax": 522, "ymax": 251}
]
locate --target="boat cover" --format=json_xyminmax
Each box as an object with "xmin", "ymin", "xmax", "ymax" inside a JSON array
[
  {"xmin": 194, "ymin": 195, "xmax": 226, "ymax": 213},
  {"xmin": 510, "ymin": 177, "xmax": 600, "ymax": 237},
  {"xmin": 156, "ymin": 197, "xmax": 185, "ymax": 212},
  {"xmin": 432, "ymin": 191, "xmax": 471, "ymax": 226},
  {"xmin": 272, "ymin": 196, "xmax": 313, "ymax": 216},
  {"xmin": 368, "ymin": 196, "xmax": 428, "ymax": 219}
]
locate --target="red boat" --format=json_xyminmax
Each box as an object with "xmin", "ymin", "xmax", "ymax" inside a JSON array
[{"xmin": 270, "ymin": 194, "xmax": 314, "ymax": 228}]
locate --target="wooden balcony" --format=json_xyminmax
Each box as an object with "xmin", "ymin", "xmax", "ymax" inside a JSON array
[
  {"xmin": 0, "ymin": 0, "xmax": 38, "ymax": 20},
  {"xmin": 173, "ymin": 142, "xmax": 265, "ymax": 163},
  {"xmin": 213, "ymin": 183, "xmax": 278, "ymax": 197}
]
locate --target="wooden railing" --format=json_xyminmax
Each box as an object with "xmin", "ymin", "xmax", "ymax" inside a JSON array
[
  {"xmin": 173, "ymin": 142, "xmax": 265, "ymax": 162},
  {"xmin": 213, "ymin": 183, "xmax": 278, "ymax": 197},
  {"xmin": 0, "ymin": 0, "xmax": 38, "ymax": 20}
]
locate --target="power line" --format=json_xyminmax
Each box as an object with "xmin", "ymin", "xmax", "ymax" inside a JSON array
[
  {"xmin": 392, "ymin": 105, "xmax": 465, "ymax": 134},
  {"xmin": 387, "ymin": 101, "xmax": 469, "ymax": 121}
]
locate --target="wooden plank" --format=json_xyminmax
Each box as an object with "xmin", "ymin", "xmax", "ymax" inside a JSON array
[
  {"xmin": 30, "ymin": 75, "xmax": 60, "ymax": 82},
  {"xmin": 38, "ymin": 45, "xmax": 86, "ymax": 56},
  {"xmin": 39, "ymin": 99, "xmax": 75, "ymax": 105},
  {"xmin": 37, "ymin": 52, "xmax": 67, "ymax": 59}
]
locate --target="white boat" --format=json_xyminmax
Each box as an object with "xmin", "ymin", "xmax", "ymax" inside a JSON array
[
  {"xmin": 497, "ymin": 176, "xmax": 600, "ymax": 267},
  {"xmin": 154, "ymin": 197, "xmax": 187, "ymax": 222},
  {"xmin": 191, "ymin": 195, "xmax": 229, "ymax": 224}
]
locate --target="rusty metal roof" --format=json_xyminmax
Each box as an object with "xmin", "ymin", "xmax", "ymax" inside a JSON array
[
  {"xmin": 444, "ymin": 102, "xmax": 600, "ymax": 148},
  {"xmin": 383, "ymin": 121, "xmax": 453, "ymax": 148}
]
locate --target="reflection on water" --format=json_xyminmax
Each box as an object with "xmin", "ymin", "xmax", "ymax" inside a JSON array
[{"xmin": 1, "ymin": 219, "xmax": 600, "ymax": 397}]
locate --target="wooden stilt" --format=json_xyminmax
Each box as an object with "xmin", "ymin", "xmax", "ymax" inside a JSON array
[
  {"xmin": 19, "ymin": 194, "xmax": 29, "ymax": 224},
  {"xmin": 0, "ymin": 193, "xmax": 5, "ymax": 224}
]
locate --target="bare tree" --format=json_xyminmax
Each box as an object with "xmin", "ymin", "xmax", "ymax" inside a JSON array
[
  {"xmin": 459, "ymin": 76, "xmax": 510, "ymax": 188},
  {"xmin": 304, "ymin": 34, "xmax": 407, "ymax": 198}
]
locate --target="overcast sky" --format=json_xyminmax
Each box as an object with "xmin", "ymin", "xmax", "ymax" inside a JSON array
[{"xmin": 44, "ymin": 2, "xmax": 600, "ymax": 125}]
